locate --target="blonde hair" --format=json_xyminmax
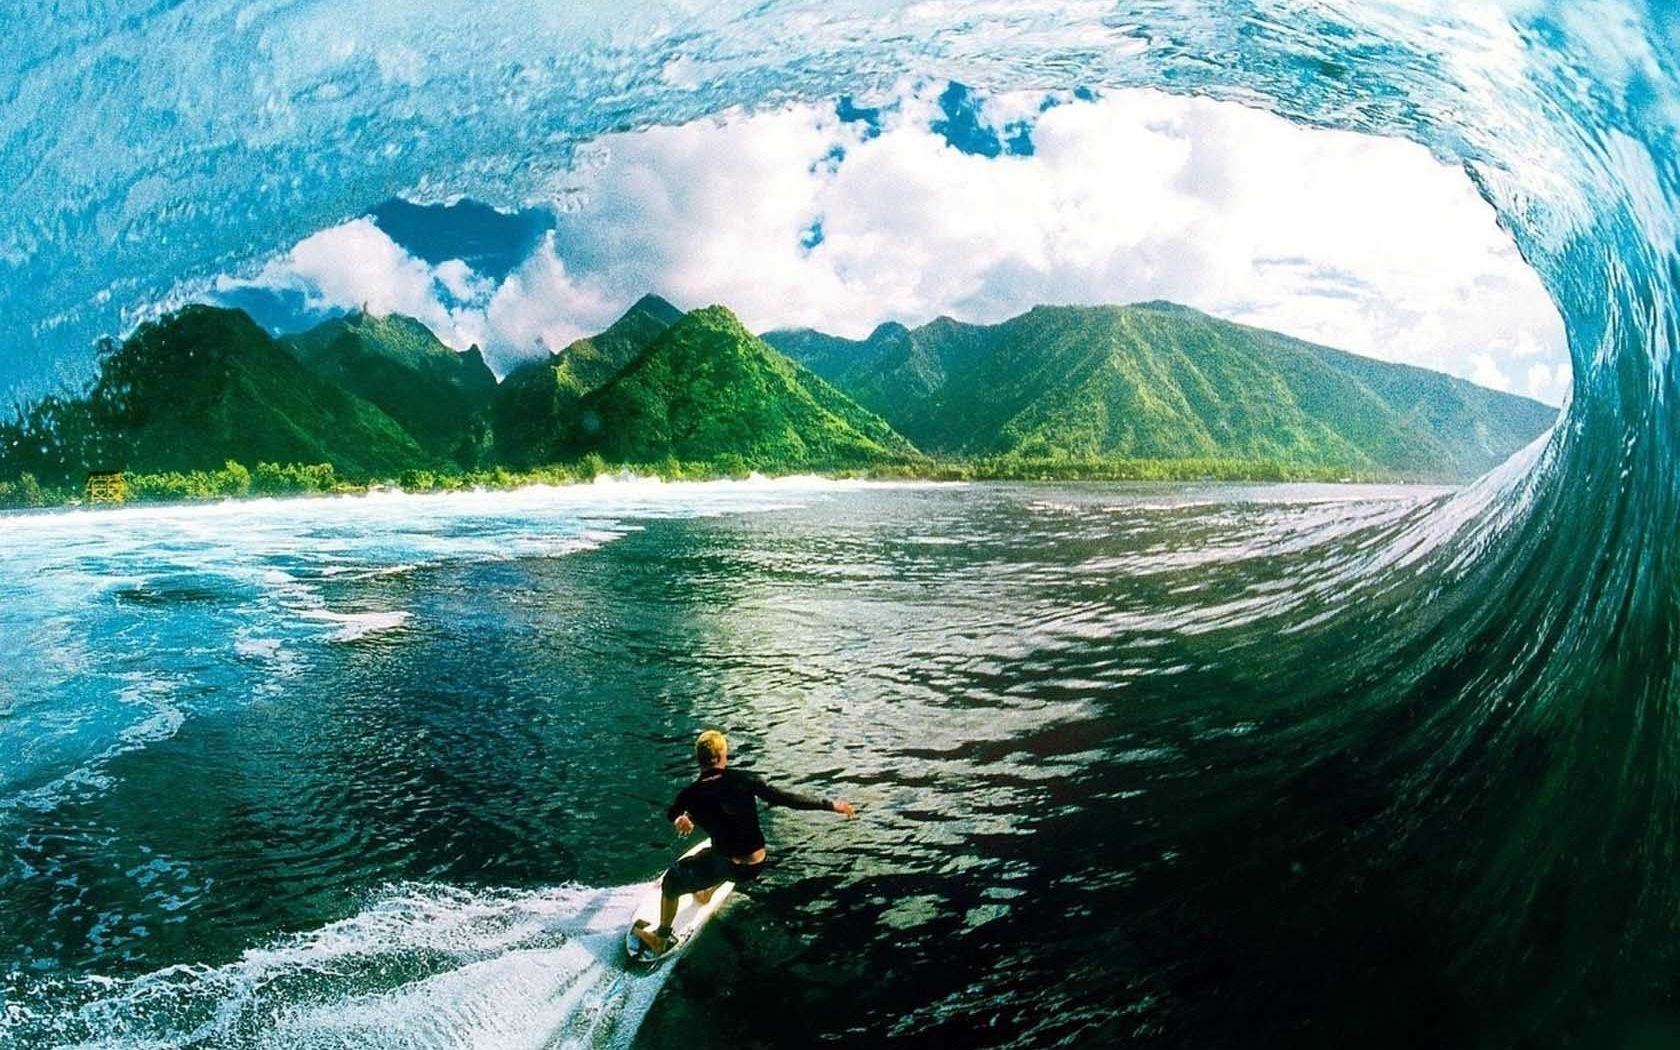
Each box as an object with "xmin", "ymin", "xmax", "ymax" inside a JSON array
[{"xmin": 695, "ymin": 729, "xmax": 728, "ymax": 768}]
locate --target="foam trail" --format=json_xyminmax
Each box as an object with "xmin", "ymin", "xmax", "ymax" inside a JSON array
[{"xmin": 12, "ymin": 881, "xmax": 673, "ymax": 1050}]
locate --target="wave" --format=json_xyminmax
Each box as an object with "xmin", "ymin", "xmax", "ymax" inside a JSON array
[
  {"xmin": 295, "ymin": 608, "xmax": 412, "ymax": 643},
  {"xmin": 3, "ymin": 0, "xmax": 1678, "ymax": 1044}
]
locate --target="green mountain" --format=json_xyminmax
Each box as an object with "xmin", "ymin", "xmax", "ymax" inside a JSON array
[
  {"xmin": 555, "ymin": 305, "xmax": 917, "ymax": 469},
  {"xmin": 0, "ymin": 305, "xmax": 429, "ymax": 482},
  {"xmin": 283, "ymin": 310, "xmax": 497, "ymax": 467},
  {"xmin": 492, "ymin": 294, "xmax": 684, "ymax": 466},
  {"xmin": 765, "ymin": 302, "xmax": 1557, "ymax": 478},
  {"xmin": 761, "ymin": 318, "xmax": 1000, "ymax": 419},
  {"xmin": 0, "ymin": 294, "xmax": 1558, "ymax": 501},
  {"xmin": 1295, "ymin": 338, "xmax": 1558, "ymax": 479}
]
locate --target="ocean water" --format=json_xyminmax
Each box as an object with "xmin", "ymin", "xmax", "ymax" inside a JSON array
[
  {"xmin": 0, "ymin": 472, "xmax": 1597, "ymax": 1049},
  {"xmin": 4, "ymin": 0, "xmax": 1680, "ymax": 1046}
]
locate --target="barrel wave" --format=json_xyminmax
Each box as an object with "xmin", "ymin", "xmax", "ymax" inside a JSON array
[{"xmin": 3, "ymin": 1, "xmax": 1678, "ymax": 1046}]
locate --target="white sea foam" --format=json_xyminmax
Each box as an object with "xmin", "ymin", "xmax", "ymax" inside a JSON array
[
  {"xmin": 295, "ymin": 608, "xmax": 412, "ymax": 642},
  {"xmin": 7, "ymin": 880, "xmax": 675, "ymax": 1050}
]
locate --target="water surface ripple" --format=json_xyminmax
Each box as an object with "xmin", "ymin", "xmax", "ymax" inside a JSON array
[{"xmin": 2, "ymin": 478, "xmax": 1492, "ymax": 1047}]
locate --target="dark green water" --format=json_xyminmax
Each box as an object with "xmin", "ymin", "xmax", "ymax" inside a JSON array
[{"xmin": 3, "ymin": 478, "xmax": 1543, "ymax": 1047}]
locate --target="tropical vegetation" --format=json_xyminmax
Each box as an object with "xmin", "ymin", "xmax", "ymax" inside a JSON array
[
  {"xmin": 763, "ymin": 300, "xmax": 1557, "ymax": 479},
  {"xmin": 0, "ymin": 293, "xmax": 1559, "ymax": 511}
]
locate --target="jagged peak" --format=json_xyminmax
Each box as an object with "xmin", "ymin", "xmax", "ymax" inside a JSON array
[
  {"xmin": 679, "ymin": 303, "xmax": 749, "ymax": 330},
  {"xmin": 620, "ymin": 292, "xmax": 685, "ymax": 327},
  {"xmin": 918, "ymin": 313, "xmax": 992, "ymax": 335},
  {"xmin": 172, "ymin": 302, "xmax": 245, "ymax": 320},
  {"xmin": 351, "ymin": 309, "xmax": 436, "ymax": 335},
  {"xmin": 132, "ymin": 304, "xmax": 269, "ymax": 352}
]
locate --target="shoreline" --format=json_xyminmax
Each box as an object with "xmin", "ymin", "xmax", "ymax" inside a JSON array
[{"xmin": 0, "ymin": 456, "xmax": 1457, "ymax": 517}]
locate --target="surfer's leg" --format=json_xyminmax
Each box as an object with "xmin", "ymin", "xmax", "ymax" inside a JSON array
[
  {"xmin": 633, "ymin": 892, "xmax": 682, "ymax": 955},
  {"xmin": 634, "ymin": 859, "xmax": 700, "ymax": 955}
]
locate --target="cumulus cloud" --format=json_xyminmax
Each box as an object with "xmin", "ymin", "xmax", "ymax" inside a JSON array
[
  {"xmin": 482, "ymin": 232, "xmax": 621, "ymax": 358},
  {"xmin": 1525, "ymin": 362, "xmax": 1571, "ymax": 404},
  {"xmin": 271, "ymin": 220, "xmax": 433, "ymax": 317},
  {"xmin": 537, "ymin": 85, "xmax": 1566, "ymax": 403},
  {"xmin": 215, "ymin": 220, "xmax": 618, "ymax": 373},
  {"xmin": 218, "ymin": 218, "xmax": 489, "ymax": 350},
  {"xmin": 226, "ymin": 84, "xmax": 1572, "ymax": 405},
  {"xmin": 1469, "ymin": 353, "xmax": 1511, "ymax": 393}
]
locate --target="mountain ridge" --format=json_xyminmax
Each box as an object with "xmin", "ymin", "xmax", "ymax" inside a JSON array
[
  {"xmin": 492, "ymin": 293, "xmax": 685, "ymax": 466},
  {"xmin": 0, "ymin": 296, "xmax": 1557, "ymax": 499},
  {"xmin": 552, "ymin": 305, "xmax": 918, "ymax": 469},
  {"xmin": 0, "ymin": 305, "xmax": 431, "ymax": 481},
  {"xmin": 763, "ymin": 301, "xmax": 1556, "ymax": 478},
  {"xmin": 282, "ymin": 309, "xmax": 497, "ymax": 467}
]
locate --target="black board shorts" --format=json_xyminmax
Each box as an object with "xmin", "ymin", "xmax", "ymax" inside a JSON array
[{"xmin": 663, "ymin": 847, "xmax": 764, "ymax": 897}]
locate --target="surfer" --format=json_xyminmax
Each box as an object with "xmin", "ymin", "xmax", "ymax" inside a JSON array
[{"xmin": 632, "ymin": 729, "xmax": 856, "ymax": 957}]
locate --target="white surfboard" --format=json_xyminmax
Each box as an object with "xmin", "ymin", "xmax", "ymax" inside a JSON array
[{"xmin": 624, "ymin": 838, "xmax": 736, "ymax": 968}]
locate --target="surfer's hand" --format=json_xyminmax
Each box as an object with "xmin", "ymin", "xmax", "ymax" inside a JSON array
[
  {"xmin": 832, "ymin": 800, "xmax": 856, "ymax": 819},
  {"xmin": 674, "ymin": 814, "xmax": 694, "ymax": 836}
]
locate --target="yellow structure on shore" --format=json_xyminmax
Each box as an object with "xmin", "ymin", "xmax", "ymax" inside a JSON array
[{"xmin": 85, "ymin": 471, "xmax": 126, "ymax": 503}]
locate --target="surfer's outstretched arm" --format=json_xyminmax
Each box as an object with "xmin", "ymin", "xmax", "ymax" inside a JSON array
[{"xmin": 747, "ymin": 773, "xmax": 856, "ymax": 817}]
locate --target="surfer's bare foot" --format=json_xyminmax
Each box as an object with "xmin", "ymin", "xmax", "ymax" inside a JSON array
[
  {"xmin": 633, "ymin": 922, "xmax": 678, "ymax": 956},
  {"xmin": 694, "ymin": 887, "xmax": 716, "ymax": 905}
]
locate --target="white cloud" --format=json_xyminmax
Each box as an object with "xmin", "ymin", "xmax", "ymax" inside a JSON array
[
  {"xmin": 482, "ymin": 232, "xmax": 621, "ymax": 360},
  {"xmin": 222, "ymin": 218, "xmax": 492, "ymax": 352},
  {"xmin": 263, "ymin": 219, "xmax": 441, "ymax": 322},
  {"xmin": 216, "ymin": 220, "xmax": 622, "ymax": 373},
  {"xmin": 531, "ymin": 85, "xmax": 1568, "ymax": 404},
  {"xmin": 1470, "ymin": 352, "xmax": 1510, "ymax": 392},
  {"xmin": 230, "ymin": 85, "xmax": 1571, "ymax": 405},
  {"xmin": 433, "ymin": 259, "xmax": 488, "ymax": 303},
  {"xmin": 1525, "ymin": 361, "xmax": 1571, "ymax": 405}
]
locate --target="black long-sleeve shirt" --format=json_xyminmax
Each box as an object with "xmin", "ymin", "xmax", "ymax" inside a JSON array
[{"xmin": 666, "ymin": 767, "xmax": 831, "ymax": 857}]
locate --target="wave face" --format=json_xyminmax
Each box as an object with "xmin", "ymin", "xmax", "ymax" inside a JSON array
[{"xmin": 3, "ymin": 0, "xmax": 1679, "ymax": 1045}]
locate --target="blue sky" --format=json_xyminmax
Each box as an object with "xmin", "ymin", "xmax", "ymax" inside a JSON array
[{"xmin": 216, "ymin": 81, "xmax": 1570, "ymax": 405}]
